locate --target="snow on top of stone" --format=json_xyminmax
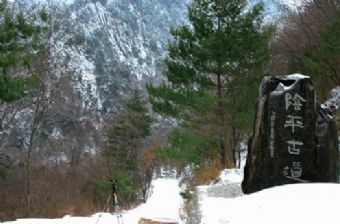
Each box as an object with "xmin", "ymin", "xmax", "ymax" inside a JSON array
[
  {"xmin": 272, "ymin": 73, "xmax": 310, "ymax": 93},
  {"xmin": 281, "ymin": 73, "xmax": 310, "ymax": 80}
]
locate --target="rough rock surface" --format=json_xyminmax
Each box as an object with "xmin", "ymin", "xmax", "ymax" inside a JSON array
[
  {"xmin": 242, "ymin": 74, "xmax": 339, "ymax": 194},
  {"xmin": 138, "ymin": 218, "xmax": 177, "ymax": 224}
]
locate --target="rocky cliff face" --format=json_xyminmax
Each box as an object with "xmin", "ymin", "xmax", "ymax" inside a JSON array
[{"xmin": 51, "ymin": 0, "xmax": 189, "ymax": 112}]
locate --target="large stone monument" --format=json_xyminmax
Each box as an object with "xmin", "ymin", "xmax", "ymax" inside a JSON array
[{"xmin": 242, "ymin": 74, "xmax": 339, "ymax": 194}]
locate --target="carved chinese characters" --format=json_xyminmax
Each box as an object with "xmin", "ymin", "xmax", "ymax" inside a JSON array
[
  {"xmin": 242, "ymin": 74, "xmax": 339, "ymax": 194},
  {"xmin": 285, "ymin": 93, "xmax": 306, "ymax": 111},
  {"xmin": 282, "ymin": 93, "xmax": 308, "ymax": 183}
]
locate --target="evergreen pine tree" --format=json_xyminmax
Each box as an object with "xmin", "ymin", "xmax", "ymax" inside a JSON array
[
  {"xmin": 0, "ymin": 0, "xmax": 49, "ymax": 102},
  {"xmin": 147, "ymin": 0, "xmax": 271, "ymax": 167},
  {"xmin": 104, "ymin": 90, "xmax": 153, "ymax": 204}
]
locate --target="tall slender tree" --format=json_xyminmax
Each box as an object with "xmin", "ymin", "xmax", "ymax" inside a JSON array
[
  {"xmin": 147, "ymin": 0, "xmax": 271, "ymax": 167},
  {"xmin": 104, "ymin": 90, "xmax": 153, "ymax": 204}
]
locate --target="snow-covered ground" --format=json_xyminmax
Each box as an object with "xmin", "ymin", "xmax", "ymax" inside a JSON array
[
  {"xmin": 196, "ymin": 169, "xmax": 340, "ymax": 224},
  {"xmin": 3, "ymin": 178, "xmax": 183, "ymax": 224},
  {"xmin": 3, "ymin": 169, "xmax": 340, "ymax": 224},
  {"xmin": 201, "ymin": 183, "xmax": 340, "ymax": 224}
]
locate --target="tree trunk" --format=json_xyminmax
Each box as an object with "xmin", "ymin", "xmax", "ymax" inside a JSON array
[
  {"xmin": 217, "ymin": 72, "xmax": 226, "ymax": 167},
  {"xmin": 26, "ymin": 123, "xmax": 36, "ymax": 218},
  {"xmin": 232, "ymin": 126, "xmax": 237, "ymax": 166},
  {"xmin": 25, "ymin": 149, "xmax": 31, "ymax": 218},
  {"xmin": 238, "ymin": 146, "xmax": 241, "ymax": 169},
  {"xmin": 25, "ymin": 100, "xmax": 44, "ymax": 217},
  {"xmin": 215, "ymin": 15, "xmax": 236, "ymax": 168}
]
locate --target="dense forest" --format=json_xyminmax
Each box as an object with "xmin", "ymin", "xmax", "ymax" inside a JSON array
[{"xmin": 1, "ymin": 0, "xmax": 340, "ymax": 220}]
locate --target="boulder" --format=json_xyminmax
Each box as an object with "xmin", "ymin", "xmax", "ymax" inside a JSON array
[
  {"xmin": 138, "ymin": 217, "xmax": 178, "ymax": 224},
  {"xmin": 242, "ymin": 74, "xmax": 339, "ymax": 194}
]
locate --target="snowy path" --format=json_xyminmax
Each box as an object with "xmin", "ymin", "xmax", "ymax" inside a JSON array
[{"xmin": 3, "ymin": 178, "xmax": 183, "ymax": 224}]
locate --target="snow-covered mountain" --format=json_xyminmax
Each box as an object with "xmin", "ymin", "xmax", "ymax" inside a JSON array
[{"xmin": 51, "ymin": 0, "xmax": 190, "ymax": 112}]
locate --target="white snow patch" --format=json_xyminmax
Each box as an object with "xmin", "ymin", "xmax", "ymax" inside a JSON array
[
  {"xmin": 217, "ymin": 169, "xmax": 244, "ymax": 184},
  {"xmin": 84, "ymin": 145, "xmax": 97, "ymax": 156},
  {"xmin": 140, "ymin": 46, "xmax": 147, "ymax": 59},
  {"xmin": 282, "ymin": 0, "xmax": 304, "ymax": 9},
  {"xmin": 51, "ymin": 128, "xmax": 63, "ymax": 140},
  {"xmin": 128, "ymin": 3, "xmax": 135, "ymax": 13},
  {"xmin": 70, "ymin": 12, "xmax": 76, "ymax": 20}
]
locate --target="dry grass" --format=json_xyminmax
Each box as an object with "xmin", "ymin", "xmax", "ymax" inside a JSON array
[
  {"xmin": 0, "ymin": 156, "xmax": 107, "ymax": 221},
  {"xmin": 194, "ymin": 158, "xmax": 222, "ymax": 186}
]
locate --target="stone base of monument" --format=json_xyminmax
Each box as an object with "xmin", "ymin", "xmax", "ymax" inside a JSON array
[{"xmin": 138, "ymin": 217, "xmax": 178, "ymax": 224}]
